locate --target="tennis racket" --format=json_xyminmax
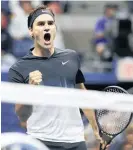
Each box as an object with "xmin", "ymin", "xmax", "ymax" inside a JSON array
[{"xmin": 95, "ymin": 86, "xmax": 132, "ymax": 150}]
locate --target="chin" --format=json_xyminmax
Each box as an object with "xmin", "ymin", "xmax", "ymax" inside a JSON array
[
  {"xmin": 43, "ymin": 44, "xmax": 52, "ymax": 49},
  {"xmin": 39, "ymin": 43, "xmax": 51, "ymax": 49}
]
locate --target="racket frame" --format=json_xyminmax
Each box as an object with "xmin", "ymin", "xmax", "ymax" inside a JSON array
[{"xmin": 95, "ymin": 86, "xmax": 133, "ymax": 150}]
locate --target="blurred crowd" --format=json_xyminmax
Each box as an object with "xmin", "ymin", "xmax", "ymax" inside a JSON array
[
  {"xmin": 91, "ymin": 3, "xmax": 133, "ymax": 72},
  {"xmin": 1, "ymin": 1, "xmax": 133, "ymax": 72},
  {"xmin": 84, "ymin": 116, "xmax": 133, "ymax": 150}
]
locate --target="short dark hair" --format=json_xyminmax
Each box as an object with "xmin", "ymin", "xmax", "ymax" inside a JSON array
[
  {"xmin": 104, "ymin": 3, "xmax": 118, "ymax": 14},
  {"xmin": 105, "ymin": 4, "xmax": 118, "ymax": 9},
  {"xmin": 28, "ymin": 5, "xmax": 55, "ymax": 29}
]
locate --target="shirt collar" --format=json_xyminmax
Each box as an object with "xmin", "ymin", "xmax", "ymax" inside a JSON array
[{"xmin": 29, "ymin": 47, "xmax": 56, "ymax": 59}]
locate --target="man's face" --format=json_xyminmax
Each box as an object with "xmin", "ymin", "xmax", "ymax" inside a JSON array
[
  {"xmin": 20, "ymin": 1, "xmax": 33, "ymax": 14},
  {"xmin": 106, "ymin": 8, "xmax": 116, "ymax": 18},
  {"xmin": 126, "ymin": 133, "xmax": 133, "ymax": 145},
  {"xmin": 123, "ymin": 144, "xmax": 133, "ymax": 150},
  {"xmin": 30, "ymin": 13, "xmax": 56, "ymax": 49}
]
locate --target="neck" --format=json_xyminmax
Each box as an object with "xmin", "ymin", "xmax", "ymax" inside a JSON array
[{"xmin": 33, "ymin": 43, "xmax": 54, "ymax": 57}]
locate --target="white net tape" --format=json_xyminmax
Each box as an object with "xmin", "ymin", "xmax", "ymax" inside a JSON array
[{"xmin": 1, "ymin": 82, "xmax": 133, "ymax": 112}]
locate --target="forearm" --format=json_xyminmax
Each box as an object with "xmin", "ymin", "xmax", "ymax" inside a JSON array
[
  {"xmin": 76, "ymin": 83, "xmax": 99, "ymax": 133},
  {"xmin": 20, "ymin": 122, "xmax": 27, "ymax": 129},
  {"xmin": 82, "ymin": 108, "xmax": 99, "ymax": 132},
  {"xmin": 15, "ymin": 104, "xmax": 32, "ymax": 122}
]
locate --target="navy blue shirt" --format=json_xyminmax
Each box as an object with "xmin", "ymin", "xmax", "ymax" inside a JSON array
[
  {"xmin": 8, "ymin": 48, "xmax": 86, "ymax": 147},
  {"xmin": 8, "ymin": 48, "xmax": 85, "ymax": 87}
]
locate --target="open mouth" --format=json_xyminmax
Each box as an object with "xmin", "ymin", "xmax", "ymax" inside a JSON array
[{"xmin": 44, "ymin": 33, "xmax": 51, "ymax": 42}]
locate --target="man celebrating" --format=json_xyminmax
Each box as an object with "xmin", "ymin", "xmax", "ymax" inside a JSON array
[{"xmin": 9, "ymin": 5, "xmax": 105, "ymax": 150}]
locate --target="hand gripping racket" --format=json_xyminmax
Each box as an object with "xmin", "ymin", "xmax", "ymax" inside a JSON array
[{"xmin": 95, "ymin": 86, "xmax": 132, "ymax": 150}]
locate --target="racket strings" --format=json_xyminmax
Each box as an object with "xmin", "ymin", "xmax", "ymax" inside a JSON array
[
  {"xmin": 96, "ymin": 87, "xmax": 132, "ymax": 135},
  {"xmin": 97, "ymin": 110, "xmax": 131, "ymax": 135},
  {"xmin": 105, "ymin": 88, "xmax": 126, "ymax": 93}
]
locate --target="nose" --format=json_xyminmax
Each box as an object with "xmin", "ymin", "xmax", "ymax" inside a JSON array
[
  {"xmin": 44, "ymin": 29, "xmax": 50, "ymax": 32},
  {"xmin": 44, "ymin": 23, "xmax": 50, "ymax": 32}
]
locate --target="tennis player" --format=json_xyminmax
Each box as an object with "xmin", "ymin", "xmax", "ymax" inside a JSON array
[{"xmin": 9, "ymin": 5, "xmax": 106, "ymax": 150}]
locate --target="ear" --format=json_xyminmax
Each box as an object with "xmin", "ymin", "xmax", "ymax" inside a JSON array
[{"xmin": 28, "ymin": 27, "xmax": 34, "ymax": 39}]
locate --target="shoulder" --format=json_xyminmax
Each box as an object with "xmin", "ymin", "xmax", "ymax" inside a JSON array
[
  {"xmin": 54, "ymin": 48, "xmax": 80, "ymax": 66},
  {"xmin": 98, "ymin": 16, "xmax": 106, "ymax": 22},
  {"xmin": 55, "ymin": 48, "xmax": 78, "ymax": 57},
  {"xmin": 9, "ymin": 56, "xmax": 26, "ymax": 73},
  {"xmin": 65, "ymin": 49, "xmax": 77, "ymax": 54},
  {"xmin": 96, "ymin": 17, "xmax": 106, "ymax": 25}
]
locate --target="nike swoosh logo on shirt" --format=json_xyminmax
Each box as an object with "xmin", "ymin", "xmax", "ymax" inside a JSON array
[{"xmin": 62, "ymin": 60, "xmax": 69, "ymax": 65}]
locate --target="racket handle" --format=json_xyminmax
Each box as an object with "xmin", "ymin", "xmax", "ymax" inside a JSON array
[
  {"xmin": 99, "ymin": 132, "xmax": 112, "ymax": 150},
  {"xmin": 99, "ymin": 143, "xmax": 107, "ymax": 150},
  {"xmin": 99, "ymin": 143, "xmax": 103, "ymax": 150}
]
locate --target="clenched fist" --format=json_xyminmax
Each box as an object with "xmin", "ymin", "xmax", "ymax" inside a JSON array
[{"xmin": 29, "ymin": 70, "xmax": 42, "ymax": 85}]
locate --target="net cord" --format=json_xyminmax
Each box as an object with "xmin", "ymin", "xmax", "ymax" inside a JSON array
[{"xmin": 1, "ymin": 82, "xmax": 133, "ymax": 112}]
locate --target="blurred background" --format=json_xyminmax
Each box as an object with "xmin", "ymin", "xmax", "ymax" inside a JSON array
[{"xmin": 1, "ymin": 1, "xmax": 133, "ymax": 150}]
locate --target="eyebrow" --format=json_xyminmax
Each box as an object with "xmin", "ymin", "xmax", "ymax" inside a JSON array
[{"xmin": 37, "ymin": 20, "xmax": 54, "ymax": 23}]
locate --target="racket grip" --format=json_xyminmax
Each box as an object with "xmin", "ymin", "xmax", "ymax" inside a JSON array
[
  {"xmin": 99, "ymin": 143, "xmax": 107, "ymax": 150},
  {"xmin": 99, "ymin": 143, "xmax": 103, "ymax": 150}
]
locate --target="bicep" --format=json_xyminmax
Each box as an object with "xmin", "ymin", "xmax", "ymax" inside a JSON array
[
  {"xmin": 8, "ymin": 67, "xmax": 32, "ymax": 124},
  {"xmin": 76, "ymin": 83, "xmax": 86, "ymax": 90},
  {"xmin": 15, "ymin": 104, "xmax": 23, "ymax": 113},
  {"xmin": 8, "ymin": 68, "xmax": 24, "ymax": 112}
]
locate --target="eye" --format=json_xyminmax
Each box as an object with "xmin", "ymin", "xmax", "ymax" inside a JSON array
[
  {"xmin": 48, "ymin": 21, "xmax": 54, "ymax": 25},
  {"xmin": 38, "ymin": 22, "xmax": 45, "ymax": 26}
]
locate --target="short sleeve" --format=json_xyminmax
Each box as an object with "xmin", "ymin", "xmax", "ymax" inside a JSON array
[
  {"xmin": 75, "ymin": 69, "xmax": 85, "ymax": 84},
  {"xmin": 74, "ymin": 52, "xmax": 85, "ymax": 84},
  {"xmin": 95, "ymin": 19, "xmax": 105, "ymax": 34},
  {"xmin": 8, "ymin": 68, "xmax": 24, "ymax": 83}
]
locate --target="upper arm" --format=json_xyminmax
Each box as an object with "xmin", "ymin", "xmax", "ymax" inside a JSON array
[
  {"xmin": 8, "ymin": 66, "xmax": 32, "ymax": 125},
  {"xmin": 76, "ymin": 83, "xmax": 86, "ymax": 90},
  {"xmin": 8, "ymin": 67, "xmax": 24, "ymax": 112},
  {"xmin": 74, "ymin": 52, "xmax": 85, "ymax": 85},
  {"xmin": 75, "ymin": 69, "xmax": 85, "ymax": 84}
]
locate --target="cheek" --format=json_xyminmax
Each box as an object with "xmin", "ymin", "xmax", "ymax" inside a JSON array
[
  {"xmin": 51, "ymin": 27, "xmax": 56, "ymax": 38},
  {"xmin": 33, "ymin": 27, "xmax": 43, "ymax": 36},
  {"xmin": 32, "ymin": 30, "xmax": 41, "ymax": 41},
  {"xmin": 35, "ymin": 30, "xmax": 40, "ymax": 36}
]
